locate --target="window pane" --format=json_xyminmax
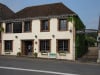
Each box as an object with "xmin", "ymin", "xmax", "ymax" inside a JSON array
[
  {"xmin": 40, "ymin": 40, "xmax": 50, "ymax": 52},
  {"xmin": 57, "ymin": 40, "xmax": 69, "ymax": 52},
  {"xmin": 13, "ymin": 22, "xmax": 22, "ymax": 33},
  {"xmin": 59, "ymin": 19, "xmax": 67, "ymax": 31},
  {"xmin": 40, "ymin": 40, "xmax": 45, "ymax": 51},
  {"xmin": 41, "ymin": 20, "xmax": 49, "ymax": 31},
  {"xmin": 6, "ymin": 23, "xmax": 12, "ymax": 33},
  {"xmin": 46, "ymin": 40, "xmax": 50, "ymax": 50},
  {"xmin": 4, "ymin": 40, "xmax": 12, "ymax": 52},
  {"xmin": 24, "ymin": 21, "xmax": 31, "ymax": 32},
  {"xmin": 64, "ymin": 41, "xmax": 68, "ymax": 51}
]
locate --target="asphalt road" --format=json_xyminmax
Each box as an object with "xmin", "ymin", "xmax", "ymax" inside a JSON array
[{"xmin": 0, "ymin": 56, "xmax": 100, "ymax": 75}]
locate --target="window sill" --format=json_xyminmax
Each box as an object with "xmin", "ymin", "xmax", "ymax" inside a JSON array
[
  {"xmin": 5, "ymin": 51, "xmax": 12, "ymax": 55},
  {"xmin": 40, "ymin": 51, "xmax": 49, "ymax": 55},
  {"xmin": 40, "ymin": 31, "xmax": 50, "ymax": 32},
  {"xmin": 41, "ymin": 52, "xmax": 48, "ymax": 55},
  {"xmin": 58, "ymin": 51, "xmax": 69, "ymax": 56},
  {"xmin": 23, "ymin": 31, "xmax": 31, "ymax": 33},
  {"xmin": 5, "ymin": 50, "xmax": 13, "ymax": 52},
  {"xmin": 58, "ymin": 30, "xmax": 68, "ymax": 32}
]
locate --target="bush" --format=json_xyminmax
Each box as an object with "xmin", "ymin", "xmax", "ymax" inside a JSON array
[
  {"xmin": 75, "ymin": 34, "xmax": 88, "ymax": 59},
  {"xmin": 33, "ymin": 52, "xmax": 38, "ymax": 58},
  {"xmin": 17, "ymin": 52, "xmax": 21, "ymax": 56}
]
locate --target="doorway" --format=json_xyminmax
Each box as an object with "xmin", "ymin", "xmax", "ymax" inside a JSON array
[{"xmin": 21, "ymin": 40, "xmax": 34, "ymax": 56}]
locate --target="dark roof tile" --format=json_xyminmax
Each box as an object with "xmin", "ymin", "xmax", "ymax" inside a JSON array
[
  {"xmin": 12, "ymin": 3, "xmax": 76, "ymax": 19},
  {"xmin": 0, "ymin": 3, "xmax": 14, "ymax": 20}
]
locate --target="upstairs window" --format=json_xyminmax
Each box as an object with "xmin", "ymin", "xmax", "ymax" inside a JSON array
[
  {"xmin": 58, "ymin": 19, "xmax": 68, "ymax": 31},
  {"xmin": 24, "ymin": 21, "xmax": 31, "ymax": 32},
  {"xmin": 41, "ymin": 20, "xmax": 49, "ymax": 32},
  {"xmin": 13, "ymin": 22, "xmax": 22, "ymax": 33},
  {"xmin": 4, "ymin": 40, "xmax": 13, "ymax": 52},
  {"xmin": 0, "ymin": 23, "xmax": 3, "ymax": 42},
  {"xmin": 6, "ymin": 23, "xmax": 12, "ymax": 33}
]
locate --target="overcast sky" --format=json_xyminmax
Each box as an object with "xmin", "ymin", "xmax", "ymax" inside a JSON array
[{"xmin": 0, "ymin": 0, "xmax": 100, "ymax": 29}]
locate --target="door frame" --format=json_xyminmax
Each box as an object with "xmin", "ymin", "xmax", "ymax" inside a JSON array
[{"xmin": 21, "ymin": 40, "xmax": 34, "ymax": 55}]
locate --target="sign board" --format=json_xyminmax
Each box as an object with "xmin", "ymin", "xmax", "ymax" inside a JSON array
[{"xmin": 48, "ymin": 53, "xmax": 56, "ymax": 58}]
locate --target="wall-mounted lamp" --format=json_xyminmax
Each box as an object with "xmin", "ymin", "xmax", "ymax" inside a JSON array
[
  {"xmin": 69, "ymin": 29, "xmax": 72, "ymax": 33},
  {"xmin": 15, "ymin": 36, "xmax": 18, "ymax": 39},
  {"xmin": 52, "ymin": 35, "xmax": 55, "ymax": 38},
  {"xmin": 35, "ymin": 35, "xmax": 37, "ymax": 38},
  {"xmin": 35, "ymin": 41, "xmax": 37, "ymax": 44},
  {"xmin": 69, "ymin": 27, "xmax": 73, "ymax": 33}
]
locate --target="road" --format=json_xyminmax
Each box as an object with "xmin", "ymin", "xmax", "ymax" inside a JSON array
[{"xmin": 0, "ymin": 56, "xmax": 100, "ymax": 75}]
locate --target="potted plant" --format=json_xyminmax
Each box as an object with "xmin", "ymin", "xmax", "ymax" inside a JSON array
[
  {"xmin": 33, "ymin": 52, "xmax": 38, "ymax": 58},
  {"xmin": 17, "ymin": 52, "xmax": 21, "ymax": 56}
]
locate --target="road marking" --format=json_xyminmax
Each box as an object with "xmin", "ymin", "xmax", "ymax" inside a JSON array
[{"xmin": 0, "ymin": 66, "xmax": 79, "ymax": 75}]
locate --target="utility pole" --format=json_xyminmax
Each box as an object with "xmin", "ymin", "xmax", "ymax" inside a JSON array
[{"xmin": 97, "ymin": 16, "xmax": 100, "ymax": 63}]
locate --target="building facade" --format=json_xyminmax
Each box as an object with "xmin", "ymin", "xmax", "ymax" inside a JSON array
[
  {"xmin": 97, "ymin": 16, "xmax": 100, "ymax": 63},
  {"xmin": 0, "ymin": 3, "xmax": 14, "ymax": 55},
  {"xmin": 0, "ymin": 3, "xmax": 85, "ymax": 60}
]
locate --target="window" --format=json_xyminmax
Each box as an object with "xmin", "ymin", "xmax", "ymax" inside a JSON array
[
  {"xmin": 6, "ymin": 23, "xmax": 12, "ymax": 33},
  {"xmin": 13, "ymin": 22, "xmax": 22, "ymax": 33},
  {"xmin": 4, "ymin": 40, "xmax": 13, "ymax": 52},
  {"xmin": 41, "ymin": 20, "xmax": 49, "ymax": 32},
  {"xmin": 24, "ymin": 21, "xmax": 31, "ymax": 32},
  {"xmin": 40, "ymin": 40, "xmax": 50, "ymax": 52},
  {"xmin": 58, "ymin": 19, "xmax": 67, "ymax": 31},
  {"xmin": 0, "ymin": 23, "xmax": 2, "ymax": 42},
  {"xmin": 57, "ymin": 40, "xmax": 69, "ymax": 52}
]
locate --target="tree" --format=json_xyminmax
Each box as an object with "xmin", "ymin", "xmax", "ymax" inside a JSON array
[{"xmin": 85, "ymin": 35, "xmax": 96, "ymax": 47}]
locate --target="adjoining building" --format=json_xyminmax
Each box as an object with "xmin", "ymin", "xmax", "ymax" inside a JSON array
[
  {"xmin": 0, "ymin": 3, "xmax": 14, "ymax": 54},
  {"xmin": 0, "ymin": 3, "xmax": 86, "ymax": 60},
  {"xmin": 97, "ymin": 16, "xmax": 100, "ymax": 63}
]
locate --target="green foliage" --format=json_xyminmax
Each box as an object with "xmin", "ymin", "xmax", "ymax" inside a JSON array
[
  {"xmin": 17, "ymin": 52, "xmax": 22, "ymax": 56},
  {"xmin": 68, "ymin": 16, "xmax": 73, "ymax": 22},
  {"xmin": 0, "ymin": 23, "xmax": 4, "ymax": 32},
  {"xmin": 0, "ymin": 26, "xmax": 4, "ymax": 32},
  {"xmin": 85, "ymin": 32, "xmax": 97, "ymax": 47},
  {"xmin": 68, "ymin": 16, "xmax": 85, "ymax": 30},
  {"xmin": 87, "ymin": 32, "xmax": 97, "ymax": 39},
  {"xmin": 68, "ymin": 16, "xmax": 87, "ymax": 59},
  {"xmin": 75, "ymin": 34, "xmax": 88, "ymax": 58},
  {"xmin": 74, "ymin": 16, "xmax": 85, "ymax": 30},
  {"xmin": 86, "ymin": 35, "xmax": 96, "ymax": 47},
  {"xmin": 33, "ymin": 52, "xmax": 38, "ymax": 58}
]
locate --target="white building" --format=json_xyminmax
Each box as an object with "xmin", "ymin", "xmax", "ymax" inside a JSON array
[
  {"xmin": 0, "ymin": 3, "xmax": 85, "ymax": 60},
  {"xmin": 97, "ymin": 16, "xmax": 100, "ymax": 63}
]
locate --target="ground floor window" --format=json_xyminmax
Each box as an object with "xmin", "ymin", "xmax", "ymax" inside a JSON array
[
  {"xmin": 57, "ymin": 39, "xmax": 70, "ymax": 52},
  {"xmin": 39, "ymin": 40, "xmax": 50, "ymax": 53},
  {"xmin": 4, "ymin": 40, "xmax": 13, "ymax": 52}
]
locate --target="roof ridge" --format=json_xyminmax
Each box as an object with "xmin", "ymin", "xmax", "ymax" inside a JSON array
[
  {"xmin": 12, "ymin": 2, "xmax": 76, "ymax": 19},
  {"xmin": 26, "ymin": 2, "xmax": 63, "ymax": 8},
  {"xmin": 16, "ymin": 2, "xmax": 64, "ymax": 13}
]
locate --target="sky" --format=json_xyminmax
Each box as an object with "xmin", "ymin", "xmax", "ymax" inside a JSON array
[{"xmin": 0, "ymin": 0, "xmax": 100, "ymax": 29}]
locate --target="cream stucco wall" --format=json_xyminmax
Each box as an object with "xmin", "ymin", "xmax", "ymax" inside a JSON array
[{"xmin": 1, "ymin": 18, "xmax": 75, "ymax": 60}]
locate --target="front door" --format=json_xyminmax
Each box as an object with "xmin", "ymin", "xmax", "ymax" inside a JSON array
[{"xmin": 22, "ymin": 40, "xmax": 34, "ymax": 56}]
